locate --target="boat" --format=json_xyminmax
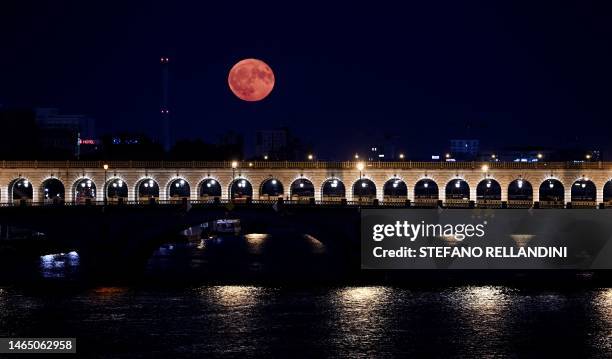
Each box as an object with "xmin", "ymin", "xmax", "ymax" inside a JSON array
[{"xmin": 200, "ymin": 219, "xmax": 241, "ymax": 239}]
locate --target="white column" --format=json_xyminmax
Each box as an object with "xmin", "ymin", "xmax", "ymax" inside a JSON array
[
  {"xmin": 565, "ymin": 186, "xmax": 572, "ymax": 204},
  {"xmin": 0, "ymin": 185, "xmax": 6, "ymax": 204},
  {"xmin": 532, "ymin": 185, "xmax": 539, "ymax": 203},
  {"xmin": 499, "ymin": 181, "xmax": 508, "ymax": 202},
  {"xmin": 346, "ymin": 180, "xmax": 354, "ymax": 202},
  {"xmin": 190, "ymin": 178, "xmax": 199, "ymax": 201},
  {"xmin": 439, "ymin": 184, "xmax": 446, "ymax": 204},
  {"xmin": 469, "ymin": 182, "xmax": 477, "ymax": 202},
  {"xmin": 376, "ymin": 179, "xmax": 384, "ymax": 202},
  {"xmin": 597, "ymin": 184, "xmax": 604, "ymax": 204},
  {"xmin": 64, "ymin": 179, "xmax": 74, "ymax": 202}
]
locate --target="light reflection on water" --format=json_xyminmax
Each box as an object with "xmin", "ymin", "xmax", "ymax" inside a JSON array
[
  {"xmin": 244, "ymin": 233, "xmax": 267, "ymax": 254},
  {"xmin": 592, "ymin": 289, "xmax": 612, "ymax": 352},
  {"xmin": 0, "ymin": 285, "xmax": 609, "ymax": 356},
  {"xmin": 203, "ymin": 285, "xmax": 263, "ymax": 308},
  {"xmin": 327, "ymin": 286, "xmax": 393, "ymax": 356},
  {"xmin": 455, "ymin": 285, "xmax": 510, "ymax": 314}
]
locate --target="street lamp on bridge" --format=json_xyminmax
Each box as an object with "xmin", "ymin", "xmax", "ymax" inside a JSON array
[
  {"xmin": 103, "ymin": 164, "xmax": 109, "ymax": 204},
  {"xmin": 231, "ymin": 161, "xmax": 238, "ymax": 180},
  {"xmin": 357, "ymin": 162, "xmax": 365, "ymax": 180}
]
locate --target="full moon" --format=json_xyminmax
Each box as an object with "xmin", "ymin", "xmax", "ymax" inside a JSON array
[{"xmin": 228, "ymin": 58, "xmax": 275, "ymax": 101}]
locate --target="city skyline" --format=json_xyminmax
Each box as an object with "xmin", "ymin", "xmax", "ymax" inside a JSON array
[{"xmin": 1, "ymin": 1, "xmax": 611, "ymax": 159}]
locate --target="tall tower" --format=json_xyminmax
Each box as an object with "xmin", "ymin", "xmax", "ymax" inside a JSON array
[{"xmin": 160, "ymin": 56, "xmax": 171, "ymax": 152}]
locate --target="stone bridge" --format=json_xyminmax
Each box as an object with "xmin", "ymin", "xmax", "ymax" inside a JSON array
[{"xmin": 1, "ymin": 160, "xmax": 612, "ymax": 208}]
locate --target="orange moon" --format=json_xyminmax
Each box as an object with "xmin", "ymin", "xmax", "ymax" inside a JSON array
[{"xmin": 228, "ymin": 58, "xmax": 275, "ymax": 101}]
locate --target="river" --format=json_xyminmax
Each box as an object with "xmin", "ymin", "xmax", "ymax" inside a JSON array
[{"xmin": 0, "ymin": 233, "xmax": 610, "ymax": 357}]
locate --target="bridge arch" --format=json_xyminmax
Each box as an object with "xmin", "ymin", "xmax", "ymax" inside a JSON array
[
  {"xmin": 136, "ymin": 178, "xmax": 160, "ymax": 203},
  {"xmin": 445, "ymin": 178, "xmax": 470, "ymax": 200},
  {"xmin": 508, "ymin": 178, "xmax": 533, "ymax": 204},
  {"xmin": 383, "ymin": 177, "xmax": 407, "ymax": 203},
  {"xmin": 106, "ymin": 178, "xmax": 128, "ymax": 203},
  {"xmin": 168, "ymin": 178, "xmax": 191, "ymax": 201},
  {"xmin": 571, "ymin": 178, "xmax": 596, "ymax": 203},
  {"xmin": 353, "ymin": 178, "xmax": 377, "ymax": 203},
  {"xmin": 604, "ymin": 180, "xmax": 612, "ymax": 204},
  {"xmin": 539, "ymin": 178, "xmax": 564, "ymax": 207},
  {"xmin": 198, "ymin": 178, "xmax": 222, "ymax": 201},
  {"xmin": 260, "ymin": 178, "xmax": 284, "ymax": 200},
  {"xmin": 290, "ymin": 178, "xmax": 315, "ymax": 201},
  {"xmin": 73, "ymin": 178, "xmax": 97, "ymax": 204},
  {"xmin": 41, "ymin": 177, "xmax": 65, "ymax": 203},
  {"xmin": 414, "ymin": 178, "xmax": 439, "ymax": 199},
  {"xmin": 229, "ymin": 177, "xmax": 253, "ymax": 202},
  {"xmin": 9, "ymin": 178, "xmax": 33, "ymax": 203},
  {"xmin": 321, "ymin": 177, "xmax": 345, "ymax": 202},
  {"xmin": 476, "ymin": 178, "xmax": 501, "ymax": 201}
]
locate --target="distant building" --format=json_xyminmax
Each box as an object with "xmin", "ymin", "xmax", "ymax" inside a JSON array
[
  {"xmin": 450, "ymin": 139, "xmax": 479, "ymax": 158},
  {"xmin": 101, "ymin": 133, "xmax": 164, "ymax": 160},
  {"xmin": 477, "ymin": 147, "xmax": 602, "ymax": 162},
  {"xmin": 110, "ymin": 133, "xmax": 148, "ymax": 146},
  {"xmin": 255, "ymin": 129, "xmax": 287, "ymax": 159},
  {"xmin": 254, "ymin": 128, "xmax": 312, "ymax": 160},
  {"xmin": 479, "ymin": 148, "xmax": 552, "ymax": 162},
  {"xmin": 367, "ymin": 134, "xmax": 404, "ymax": 161},
  {"xmin": 35, "ymin": 108, "xmax": 97, "ymax": 158}
]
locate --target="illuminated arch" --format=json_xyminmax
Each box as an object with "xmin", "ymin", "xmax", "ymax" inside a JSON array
[
  {"xmin": 106, "ymin": 177, "xmax": 128, "ymax": 202},
  {"xmin": 383, "ymin": 177, "xmax": 407, "ymax": 202},
  {"xmin": 260, "ymin": 178, "xmax": 284, "ymax": 200},
  {"xmin": 414, "ymin": 178, "xmax": 439, "ymax": 199},
  {"xmin": 571, "ymin": 179, "xmax": 596, "ymax": 202},
  {"xmin": 229, "ymin": 178, "xmax": 253, "ymax": 201},
  {"xmin": 508, "ymin": 178, "xmax": 533, "ymax": 203},
  {"xmin": 476, "ymin": 178, "xmax": 501, "ymax": 201},
  {"xmin": 73, "ymin": 178, "xmax": 97, "ymax": 204},
  {"xmin": 41, "ymin": 177, "xmax": 65, "ymax": 203},
  {"xmin": 445, "ymin": 178, "xmax": 470, "ymax": 200},
  {"xmin": 353, "ymin": 178, "xmax": 376, "ymax": 203},
  {"xmin": 604, "ymin": 180, "xmax": 612, "ymax": 203},
  {"xmin": 168, "ymin": 178, "xmax": 191, "ymax": 200},
  {"xmin": 539, "ymin": 178, "xmax": 564, "ymax": 206},
  {"xmin": 321, "ymin": 178, "xmax": 345, "ymax": 202},
  {"xmin": 136, "ymin": 178, "xmax": 160, "ymax": 202},
  {"xmin": 9, "ymin": 178, "xmax": 33, "ymax": 203},
  {"xmin": 290, "ymin": 178, "xmax": 315, "ymax": 200},
  {"xmin": 198, "ymin": 178, "xmax": 222, "ymax": 201}
]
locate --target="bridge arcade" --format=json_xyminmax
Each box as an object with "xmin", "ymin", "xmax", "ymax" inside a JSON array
[{"xmin": 1, "ymin": 161, "xmax": 611, "ymax": 208}]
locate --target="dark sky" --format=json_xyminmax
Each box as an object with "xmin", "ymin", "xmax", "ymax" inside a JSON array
[{"xmin": 1, "ymin": 1, "xmax": 611, "ymax": 159}]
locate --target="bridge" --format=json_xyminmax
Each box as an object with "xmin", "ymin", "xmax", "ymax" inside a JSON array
[
  {"xmin": 1, "ymin": 160, "xmax": 611, "ymax": 209},
  {"xmin": 1, "ymin": 160, "xmax": 612, "ymax": 208},
  {"xmin": 0, "ymin": 159, "xmax": 610, "ymax": 274}
]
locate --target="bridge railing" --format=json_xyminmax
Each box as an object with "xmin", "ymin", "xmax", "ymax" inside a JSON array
[{"xmin": 0, "ymin": 160, "xmax": 609, "ymax": 170}]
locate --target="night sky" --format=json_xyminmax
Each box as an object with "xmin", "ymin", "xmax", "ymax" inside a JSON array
[{"xmin": 1, "ymin": 1, "xmax": 611, "ymax": 159}]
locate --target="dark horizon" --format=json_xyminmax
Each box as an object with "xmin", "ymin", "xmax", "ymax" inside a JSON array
[{"xmin": 1, "ymin": 1, "xmax": 611, "ymax": 159}]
